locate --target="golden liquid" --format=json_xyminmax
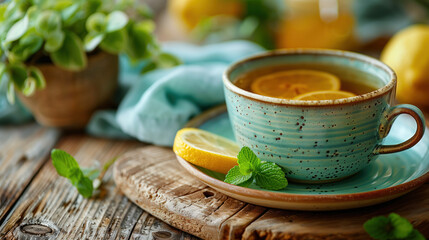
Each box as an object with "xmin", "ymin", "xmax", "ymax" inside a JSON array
[
  {"xmin": 234, "ymin": 63, "xmax": 379, "ymax": 97},
  {"xmin": 276, "ymin": 0, "xmax": 356, "ymax": 50}
]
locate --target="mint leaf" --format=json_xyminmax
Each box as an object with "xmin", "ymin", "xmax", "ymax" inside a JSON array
[
  {"xmin": 5, "ymin": 14, "xmax": 29, "ymax": 43},
  {"xmin": 76, "ymin": 176, "xmax": 93, "ymax": 198},
  {"xmin": 406, "ymin": 230, "xmax": 426, "ymax": 240},
  {"xmin": 106, "ymin": 11, "xmax": 128, "ymax": 32},
  {"xmin": 28, "ymin": 66, "xmax": 46, "ymax": 89},
  {"xmin": 389, "ymin": 213, "xmax": 414, "ymax": 239},
  {"xmin": 224, "ymin": 146, "xmax": 288, "ymax": 190},
  {"xmin": 50, "ymin": 31, "xmax": 87, "ymax": 71},
  {"xmin": 237, "ymin": 146, "xmax": 260, "ymax": 175},
  {"xmin": 51, "ymin": 150, "xmax": 94, "ymax": 198},
  {"xmin": 255, "ymin": 162, "xmax": 288, "ymax": 190},
  {"xmin": 225, "ymin": 166, "xmax": 253, "ymax": 187},
  {"xmin": 364, "ymin": 213, "xmax": 424, "ymax": 240},
  {"xmin": 364, "ymin": 216, "xmax": 392, "ymax": 240},
  {"xmin": 51, "ymin": 149, "xmax": 118, "ymax": 198},
  {"xmin": 81, "ymin": 168, "xmax": 100, "ymax": 181},
  {"xmin": 51, "ymin": 149, "xmax": 80, "ymax": 177}
]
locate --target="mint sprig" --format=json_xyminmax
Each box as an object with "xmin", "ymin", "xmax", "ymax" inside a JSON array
[
  {"xmin": 51, "ymin": 149, "xmax": 116, "ymax": 198},
  {"xmin": 364, "ymin": 213, "xmax": 425, "ymax": 240},
  {"xmin": 224, "ymin": 147, "xmax": 288, "ymax": 190}
]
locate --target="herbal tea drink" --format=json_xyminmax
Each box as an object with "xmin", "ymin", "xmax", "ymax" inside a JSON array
[
  {"xmin": 234, "ymin": 63, "xmax": 378, "ymax": 100},
  {"xmin": 223, "ymin": 49, "xmax": 425, "ymax": 183}
]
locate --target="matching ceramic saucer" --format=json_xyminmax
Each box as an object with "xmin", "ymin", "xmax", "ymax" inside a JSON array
[{"xmin": 176, "ymin": 105, "xmax": 429, "ymax": 211}]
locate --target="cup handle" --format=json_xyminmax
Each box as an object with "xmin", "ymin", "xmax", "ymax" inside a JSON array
[{"xmin": 375, "ymin": 104, "xmax": 426, "ymax": 154}]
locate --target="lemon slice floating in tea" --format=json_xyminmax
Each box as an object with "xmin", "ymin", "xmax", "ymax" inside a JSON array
[
  {"xmin": 173, "ymin": 128, "xmax": 240, "ymax": 174},
  {"xmin": 294, "ymin": 90, "xmax": 356, "ymax": 100},
  {"xmin": 250, "ymin": 69, "xmax": 341, "ymax": 99}
]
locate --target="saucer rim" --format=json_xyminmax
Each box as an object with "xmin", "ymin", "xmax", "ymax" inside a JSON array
[
  {"xmin": 176, "ymin": 155, "xmax": 429, "ymax": 203},
  {"xmin": 178, "ymin": 105, "xmax": 429, "ymax": 203}
]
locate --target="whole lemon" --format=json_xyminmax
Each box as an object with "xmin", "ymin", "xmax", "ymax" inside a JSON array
[
  {"xmin": 381, "ymin": 25, "xmax": 429, "ymax": 107},
  {"xmin": 168, "ymin": 0, "xmax": 243, "ymax": 30}
]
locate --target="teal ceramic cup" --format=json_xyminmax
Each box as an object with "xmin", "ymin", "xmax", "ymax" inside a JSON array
[{"xmin": 223, "ymin": 49, "xmax": 426, "ymax": 183}]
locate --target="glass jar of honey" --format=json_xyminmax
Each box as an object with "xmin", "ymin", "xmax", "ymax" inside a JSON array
[{"xmin": 276, "ymin": 0, "xmax": 356, "ymax": 50}]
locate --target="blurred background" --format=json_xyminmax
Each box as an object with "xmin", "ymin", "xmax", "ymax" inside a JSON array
[
  {"xmin": 148, "ymin": 0, "xmax": 426, "ymax": 52},
  {"xmin": 145, "ymin": 0, "xmax": 429, "ymax": 111}
]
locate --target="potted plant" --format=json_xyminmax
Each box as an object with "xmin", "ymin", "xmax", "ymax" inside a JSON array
[{"xmin": 0, "ymin": 0, "xmax": 179, "ymax": 128}]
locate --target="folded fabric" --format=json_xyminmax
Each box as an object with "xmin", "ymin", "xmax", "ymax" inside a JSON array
[{"xmin": 87, "ymin": 41, "xmax": 264, "ymax": 146}]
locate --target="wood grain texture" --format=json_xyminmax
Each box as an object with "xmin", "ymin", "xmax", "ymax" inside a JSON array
[
  {"xmin": 0, "ymin": 124, "xmax": 60, "ymax": 224},
  {"xmin": 0, "ymin": 135, "xmax": 199, "ymax": 240},
  {"xmin": 114, "ymin": 146, "xmax": 429, "ymax": 240},
  {"xmin": 114, "ymin": 147, "xmax": 257, "ymax": 240}
]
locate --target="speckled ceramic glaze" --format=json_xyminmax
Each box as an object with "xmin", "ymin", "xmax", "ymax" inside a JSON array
[{"xmin": 223, "ymin": 49, "xmax": 426, "ymax": 183}]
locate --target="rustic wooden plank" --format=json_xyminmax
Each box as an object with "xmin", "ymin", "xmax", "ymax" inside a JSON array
[
  {"xmin": 114, "ymin": 146, "xmax": 254, "ymax": 240},
  {"xmin": 114, "ymin": 146, "xmax": 429, "ymax": 240},
  {"xmin": 130, "ymin": 211, "xmax": 200, "ymax": 240},
  {"xmin": 242, "ymin": 183, "xmax": 429, "ymax": 239},
  {"xmin": 0, "ymin": 135, "xmax": 198, "ymax": 239},
  {"xmin": 0, "ymin": 123, "xmax": 60, "ymax": 224}
]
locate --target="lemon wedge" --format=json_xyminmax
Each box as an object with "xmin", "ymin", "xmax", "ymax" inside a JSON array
[
  {"xmin": 173, "ymin": 128, "xmax": 240, "ymax": 174},
  {"xmin": 250, "ymin": 69, "xmax": 340, "ymax": 99},
  {"xmin": 294, "ymin": 90, "xmax": 356, "ymax": 100}
]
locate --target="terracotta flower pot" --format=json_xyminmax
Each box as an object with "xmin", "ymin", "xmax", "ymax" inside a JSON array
[{"xmin": 18, "ymin": 51, "xmax": 119, "ymax": 128}]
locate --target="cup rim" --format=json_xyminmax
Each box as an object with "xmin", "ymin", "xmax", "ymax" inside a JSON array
[{"xmin": 223, "ymin": 49, "xmax": 397, "ymax": 106}]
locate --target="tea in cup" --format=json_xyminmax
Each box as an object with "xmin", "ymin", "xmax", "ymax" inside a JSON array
[{"xmin": 223, "ymin": 49, "xmax": 425, "ymax": 183}]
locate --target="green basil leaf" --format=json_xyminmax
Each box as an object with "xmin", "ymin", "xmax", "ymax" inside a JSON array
[
  {"xmin": 10, "ymin": 33, "xmax": 43, "ymax": 61},
  {"xmin": 44, "ymin": 30, "xmax": 65, "ymax": 52},
  {"xmin": 61, "ymin": 4, "xmax": 80, "ymax": 24},
  {"xmin": 156, "ymin": 53, "xmax": 182, "ymax": 68},
  {"xmin": 36, "ymin": 11, "xmax": 62, "ymax": 38},
  {"xmin": 51, "ymin": 149, "xmax": 80, "ymax": 178},
  {"xmin": 84, "ymin": 33, "xmax": 104, "ymax": 52},
  {"xmin": 86, "ymin": 12, "xmax": 106, "ymax": 33},
  {"xmin": 106, "ymin": 11, "xmax": 128, "ymax": 32},
  {"xmin": 100, "ymin": 29, "xmax": 126, "ymax": 53},
  {"xmin": 7, "ymin": 81, "xmax": 15, "ymax": 104},
  {"xmin": 8, "ymin": 64, "xmax": 27, "ymax": 90},
  {"xmin": 52, "ymin": 0, "xmax": 74, "ymax": 11},
  {"xmin": 86, "ymin": 0, "xmax": 102, "ymax": 15},
  {"xmin": 50, "ymin": 31, "xmax": 87, "ymax": 71},
  {"xmin": 5, "ymin": 14, "xmax": 29, "ymax": 43},
  {"xmin": 0, "ymin": 62, "xmax": 6, "ymax": 82},
  {"xmin": 22, "ymin": 77, "xmax": 36, "ymax": 96},
  {"xmin": 140, "ymin": 61, "xmax": 157, "ymax": 74},
  {"xmin": 135, "ymin": 20, "xmax": 155, "ymax": 33},
  {"xmin": 4, "ymin": 1, "xmax": 24, "ymax": 21},
  {"xmin": 0, "ymin": 4, "xmax": 7, "ymax": 22},
  {"xmin": 27, "ymin": 6, "xmax": 39, "ymax": 22},
  {"xmin": 125, "ymin": 22, "xmax": 152, "ymax": 60},
  {"xmin": 28, "ymin": 66, "xmax": 46, "ymax": 89}
]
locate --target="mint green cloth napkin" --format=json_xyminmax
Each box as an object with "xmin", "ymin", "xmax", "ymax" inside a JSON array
[{"xmin": 87, "ymin": 41, "xmax": 263, "ymax": 145}]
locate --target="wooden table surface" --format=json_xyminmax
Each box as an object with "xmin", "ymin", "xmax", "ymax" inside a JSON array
[
  {"xmin": 1, "ymin": 111, "xmax": 429, "ymax": 240},
  {"xmin": 0, "ymin": 123, "xmax": 199, "ymax": 239}
]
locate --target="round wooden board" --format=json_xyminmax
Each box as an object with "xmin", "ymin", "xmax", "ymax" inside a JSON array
[{"xmin": 113, "ymin": 146, "xmax": 429, "ymax": 240}]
